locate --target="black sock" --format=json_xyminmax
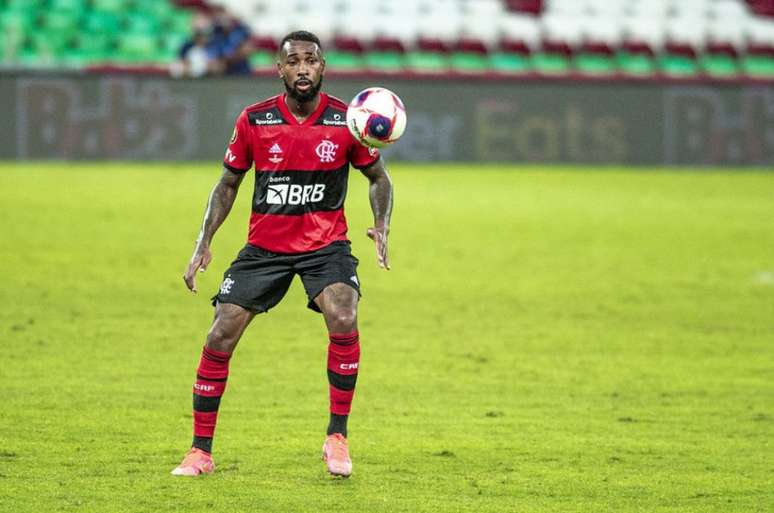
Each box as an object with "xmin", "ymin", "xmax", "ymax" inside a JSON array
[
  {"xmin": 193, "ymin": 435, "xmax": 213, "ymax": 453},
  {"xmin": 327, "ymin": 413, "xmax": 348, "ymax": 437}
]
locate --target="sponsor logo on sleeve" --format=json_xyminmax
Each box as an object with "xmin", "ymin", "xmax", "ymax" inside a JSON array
[{"xmin": 229, "ymin": 127, "xmax": 237, "ymax": 144}]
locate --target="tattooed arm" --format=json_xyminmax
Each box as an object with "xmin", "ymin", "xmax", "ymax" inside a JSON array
[
  {"xmin": 183, "ymin": 168, "xmax": 246, "ymax": 292},
  {"xmin": 360, "ymin": 157, "xmax": 393, "ymax": 270}
]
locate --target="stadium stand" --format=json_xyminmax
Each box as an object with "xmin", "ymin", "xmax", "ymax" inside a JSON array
[{"xmin": 0, "ymin": 0, "xmax": 772, "ymax": 80}]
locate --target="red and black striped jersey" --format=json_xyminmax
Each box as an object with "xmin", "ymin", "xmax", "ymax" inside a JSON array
[{"xmin": 223, "ymin": 92, "xmax": 379, "ymax": 254}]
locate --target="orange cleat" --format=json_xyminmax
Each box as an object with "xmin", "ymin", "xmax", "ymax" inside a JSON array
[
  {"xmin": 170, "ymin": 448, "xmax": 215, "ymax": 476},
  {"xmin": 322, "ymin": 433, "xmax": 352, "ymax": 477}
]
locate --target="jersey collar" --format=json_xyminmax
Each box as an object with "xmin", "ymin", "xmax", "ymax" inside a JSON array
[{"xmin": 277, "ymin": 92, "xmax": 328, "ymax": 126}]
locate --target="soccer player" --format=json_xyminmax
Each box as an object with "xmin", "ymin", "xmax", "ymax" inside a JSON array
[{"xmin": 171, "ymin": 31, "xmax": 392, "ymax": 478}]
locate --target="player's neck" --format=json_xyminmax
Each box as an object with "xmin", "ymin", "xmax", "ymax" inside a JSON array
[{"xmin": 284, "ymin": 94, "xmax": 321, "ymax": 122}]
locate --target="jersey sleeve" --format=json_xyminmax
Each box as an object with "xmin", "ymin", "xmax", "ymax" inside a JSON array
[
  {"xmin": 223, "ymin": 110, "xmax": 252, "ymax": 173},
  {"xmin": 348, "ymin": 139, "xmax": 380, "ymax": 170}
]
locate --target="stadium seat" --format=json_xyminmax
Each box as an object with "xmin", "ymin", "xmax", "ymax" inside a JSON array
[
  {"xmin": 700, "ymin": 53, "xmax": 739, "ymax": 77},
  {"xmin": 449, "ymin": 52, "xmax": 490, "ymax": 73},
  {"xmin": 91, "ymin": 0, "xmax": 129, "ymax": 14},
  {"xmin": 616, "ymin": 50, "xmax": 656, "ymax": 76},
  {"xmin": 742, "ymin": 54, "xmax": 774, "ymax": 77},
  {"xmin": 363, "ymin": 51, "xmax": 405, "ymax": 72},
  {"xmin": 489, "ymin": 51, "xmax": 531, "ymax": 73},
  {"xmin": 325, "ymin": 50, "xmax": 363, "ymax": 71},
  {"xmin": 405, "ymin": 51, "xmax": 449, "ymax": 73}
]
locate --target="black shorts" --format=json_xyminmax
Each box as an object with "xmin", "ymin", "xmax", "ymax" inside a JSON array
[{"xmin": 211, "ymin": 241, "xmax": 360, "ymax": 313}]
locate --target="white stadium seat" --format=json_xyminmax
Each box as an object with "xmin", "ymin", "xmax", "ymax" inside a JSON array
[
  {"xmin": 583, "ymin": 16, "xmax": 624, "ymax": 46},
  {"xmin": 541, "ymin": 14, "xmax": 585, "ymax": 46},
  {"xmin": 746, "ymin": 17, "xmax": 774, "ymax": 46},
  {"xmin": 665, "ymin": 16, "xmax": 707, "ymax": 49},
  {"xmin": 499, "ymin": 13, "xmax": 542, "ymax": 50},
  {"xmin": 623, "ymin": 15, "xmax": 667, "ymax": 50}
]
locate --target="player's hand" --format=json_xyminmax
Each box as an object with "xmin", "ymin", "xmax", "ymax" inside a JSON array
[
  {"xmin": 366, "ymin": 224, "xmax": 390, "ymax": 270},
  {"xmin": 183, "ymin": 243, "xmax": 212, "ymax": 293}
]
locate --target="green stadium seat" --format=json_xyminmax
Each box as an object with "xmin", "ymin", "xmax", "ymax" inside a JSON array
[
  {"xmin": 658, "ymin": 54, "xmax": 699, "ymax": 76},
  {"xmin": 700, "ymin": 54, "xmax": 738, "ymax": 77},
  {"xmin": 574, "ymin": 52, "xmax": 616, "ymax": 75},
  {"xmin": 6, "ymin": 0, "xmax": 46, "ymax": 9},
  {"xmin": 91, "ymin": 0, "xmax": 129, "ymax": 14},
  {"xmin": 531, "ymin": 52, "xmax": 571, "ymax": 74},
  {"xmin": 449, "ymin": 52, "xmax": 489, "ymax": 73},
  {"xmin": 741, "ymin": 55, "xmax": 774, "ymax": 78},
  {"xmin": 49, "ymin": 0, "xmax": 87, "ymax": 12},
  {"xmin": 42, "ymin": 10, "xmax": 80, "ymax": 35},
  {"xmin": 115, "ymin": 34, "xmax": 160, "ymax": 63},
  {"xmin": 83, "ymin": 11, "xmax": 121, "ymax": 34},
  {"xmin": 125, "ymin": 13, "xmax": 161, "ymax": 34},
  {"xmin": 405, "ymin": 51, "xmax": 448, "ymax": 73},
  {"xmin": 325, "ymin": 51, "xmax": 363, "ymax": 71},
  {"xmin": 29, "ymin": 31, "xmax": 73, "ymax": 57},
  {"xmin": 161, "ymin": 32, "xmax": 189, "ymax": 56},
  {"xmin": 17, "ymin": 47, "xmax": 48, "ymax": 68},
  {"xmin": 166, "ymin": 12, "xmax": 194, "ymax": 34},
  {"xmin": 615, "ymin": 51, "xmax": 655, "ymax": 76},
  {"xmin": 488, "ymin": 52, "xmax": 531, "ymax": 73},
  {"xmin": 363, "ymin": 51, "xmax": 404, "ymax": 72},
  {"xmin": 249, "ymin": 49, "xmax": 275, "ymax": 69},
  {"xmin": 133, "ymin": 0, "xmax": 177, "ymax": 20},
  {"xmin": 74, "ymin": 33, "xmax": 113, "ymax": 54},
  {"xmin": 0, "ymin": 10, "xmax": 36, "ymax": 33}
]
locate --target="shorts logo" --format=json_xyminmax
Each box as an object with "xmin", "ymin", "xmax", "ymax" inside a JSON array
[
  {"xmin": 266, "ymin": 183, "xmax": 325, "ymax": 205},
  {"xmin": 350, "ymin": 275, "xmax": 359, "ymax": 286},
  {"xmin": 220, "ymin": 277, "xmax": 235, "ymax": 295},
  {"xmin": 315, "ymin": 140, "xmax": 339, "ymax": 163}
]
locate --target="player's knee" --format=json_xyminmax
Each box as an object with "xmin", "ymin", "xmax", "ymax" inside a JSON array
[
  {"xmin": 329, "ymin": 307, "xmax": 357, "ymax": 332},
  {"xmin": 206, "ymin": 324, "xmax": 239, "ymax": 352}
]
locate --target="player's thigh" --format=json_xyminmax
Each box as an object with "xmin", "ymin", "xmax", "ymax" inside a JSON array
[
  {"xmin": 206, "ymin": 302, "xmax": 256, "ymax": 352},
  {"xmin": 298, "ymin": 241, "xmax": 361, "ymax": 314}
]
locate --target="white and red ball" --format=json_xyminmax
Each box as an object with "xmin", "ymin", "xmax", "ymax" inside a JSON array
[{"xmin": 346, "ymin": 87, "xmax": 407, "ymax": 148}]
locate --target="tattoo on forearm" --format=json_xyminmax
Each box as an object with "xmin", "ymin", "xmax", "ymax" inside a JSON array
[
  {"xmin": 197, "ymin": 174, "xmax": 241, "ymax": 246},
  {"xmin": 370, "ymin": 175, "xmax": 393, "ymax": 226}
]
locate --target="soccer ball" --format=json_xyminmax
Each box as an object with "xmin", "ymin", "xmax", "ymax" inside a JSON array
[{"xmin": 346, "ymin": 87, "xmax": 407, "ymax": 148}]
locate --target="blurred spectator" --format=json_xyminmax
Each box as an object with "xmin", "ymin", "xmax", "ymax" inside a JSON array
[
  {"xmin": 210, "ymin": 5, "xmax": 253, "ymax": 75},
  {"xmin": 170, "ymin": 6, "xmax": 252, "ymax": 78},
  {"xmin": 172, "ymin": 28, "xmax": 219, "ymax": 77}
]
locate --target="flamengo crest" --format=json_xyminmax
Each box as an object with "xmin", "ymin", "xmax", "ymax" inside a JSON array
[{"xmin": 315, "ymin": 140, "xmax": 338, "ymax": 163}]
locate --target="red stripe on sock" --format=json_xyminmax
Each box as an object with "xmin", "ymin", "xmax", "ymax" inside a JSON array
[
  {"xmin": 330, "ymin": 385, "xmax": 355, "ymax": 415},
  {"xmin": 327, "ymin": 339, "xmax": 360, "ymax": 376},
  {"xmin": 193, "ymin": 411, "xmax": 218, "ymax": 437}
]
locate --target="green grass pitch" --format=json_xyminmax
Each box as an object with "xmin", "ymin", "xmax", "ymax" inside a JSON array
[{"xmin": 1, "ymin": 162, "xmax": 772, "ymax": 512}]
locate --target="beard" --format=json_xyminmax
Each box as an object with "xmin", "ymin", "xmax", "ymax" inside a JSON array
[{"xmin": 284, "ymin": 76, "xmax": 323, "ymax": 103}]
